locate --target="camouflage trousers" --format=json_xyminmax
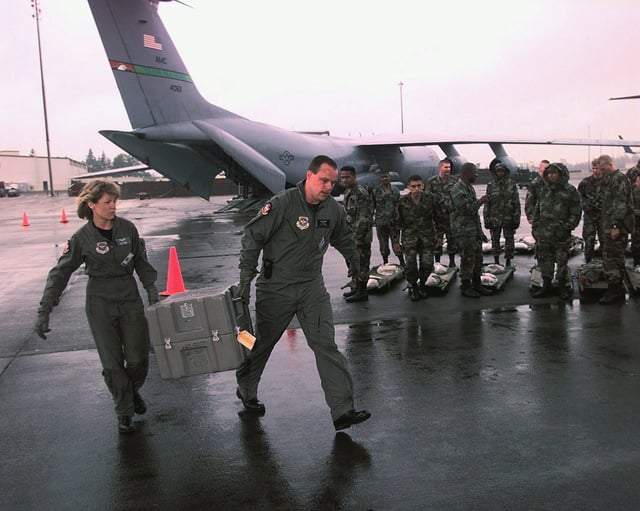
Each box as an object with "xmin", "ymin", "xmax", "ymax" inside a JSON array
[
  {"xmin": 537, "ymin": 239, "xmax": 571, "ymax": 285},
  {"xmin": 602, "ymin": 232, "xmax": 627, "ymax": 284},
  {"xmin": 457, "ymin": 236, "xmax": 484, "ymax": 281},
  {"xmin": 435, "ymin": 220, "xmax": 456, "ymax": 256},
  {"xmin": 630, "ymin": 215, "xmax": 640, "ymax": 261},
  {"xmin": 582, "ymin": 216, "xmax": 604, "ymax": 261},
  {"xmin": 353, "ymin": 243, "xmax": 371, "ymax": 282},
  {"xmin": 489, "ymin": 226, "xmax": 516, "ymax": 259},
  {"xmin": 375, "ymin": 224, "xmax": 401, "ymax": 261},
  {"xmin": 403, "ymin": 239, "xmax": 434, "ymax": 285}
]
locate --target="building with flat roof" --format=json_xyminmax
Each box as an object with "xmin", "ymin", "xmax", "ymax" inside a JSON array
[{"xmin": 0, "ymin": 151, "xmax": 86, "ymax": 194}]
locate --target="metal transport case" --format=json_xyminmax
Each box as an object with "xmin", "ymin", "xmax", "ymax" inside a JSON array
[{"xmin": 146, "ymin": 285, "xmax": 252, "ymax": 379}]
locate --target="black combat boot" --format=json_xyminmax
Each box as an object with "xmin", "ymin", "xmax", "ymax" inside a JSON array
[
  {"xmin": 472, "ymin": 275, "xmax": 493, "ymax": 296},
  {"xmin": 531, "ymin": 278, "xmax": 552, "ymax": 298},
  {"xmin": 461, "ymin": 279, "xmax": 480, "ymax": 298},
  {"xmin": 345, "ymin": 282, "xmax": 368, "ymax": 303},
  {"xmin": 558, "ymin": 283, "xmax": 573, "ymax": 301},
  {"xmin": 505, "ymin": 257, "xmax": 512, "ymax": 267},
  {"xmin": 342, "ymin": 280, "xmax": 357, "ymax": 298},
  {"xmin": 494, "ymin": 254, "xmax": 500, "ymax": 264},
  {"xmin": 409, "ymin": 284, "xmax": 421, "ymax": 301},
  {"xmin": 419, "ymin": 280, "xmax": 429, "ymax": 299},
  {"xmin": 449, "ymin": 254, "xmax": 457, "ymax": 268},
  {"xmin": 382, "ymin": 255, "xmax": 388, "ymax": 264},
  {"xmin": 397, "ymin": 254, "xmax": 406, "ymax": 267}
]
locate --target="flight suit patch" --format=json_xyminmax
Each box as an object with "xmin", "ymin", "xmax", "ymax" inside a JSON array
[
  {"xmin": 317, "ymin": 219, "xmax": 330, "ymax": 228},
  {"xmin": 96, "ymin": 241, "xmax": 109, "ymax": 254},
  {"xmin": 115, "ymin": 236, "xmax": 131, "ymax": 246},
  {"xmin": 62, "ymin": 241, "xmax": 70, "ymax": 254},
  {"xmin": 296, "ymin": 216, "xmax": 309, "ymax": 230}
]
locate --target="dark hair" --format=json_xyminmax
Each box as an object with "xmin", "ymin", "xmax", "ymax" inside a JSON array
[
  {"xmin": 439, "ymin": 158, "xmax": 452, "ymax": 166},
  {"xmin": 541, "ymin": 159, "xmax": 550, "ymax": 164},
  {"xmin": 340, "ymin": 165, "xmax": 356, "ymax": 176},
  {"xmin": 408, "ymin": 174, "xmax": 423, "ymax": 182},
  {"xmin": 309, "ymin": 155, "xmax": 338, "ymax": 173}
]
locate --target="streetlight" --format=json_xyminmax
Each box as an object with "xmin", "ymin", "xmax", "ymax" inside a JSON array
[
  {"xmin": 31, "ymin": 0, "xmax": 54, "ymax": 197},
  {"xmin": 398, "ymin": 81, "xmax": 404, "ymax": 134}
]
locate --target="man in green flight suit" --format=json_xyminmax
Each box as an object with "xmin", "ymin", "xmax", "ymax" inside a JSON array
[{"xmin": 235, "ymin": 155, "xmax": 371, "ymax": 431}]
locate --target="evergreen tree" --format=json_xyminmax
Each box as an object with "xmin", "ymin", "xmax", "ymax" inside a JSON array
[
  {"xmin": 85, "ymin": 149, "xmax": 98, "ymax": 172},
  {"xmin": 112, "ymin": 153, "xmax": 140, "ymax": 169}
]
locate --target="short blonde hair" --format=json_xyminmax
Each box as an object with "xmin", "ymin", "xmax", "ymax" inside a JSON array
[{"xmin": 76, "ymin": 179, "xmax": 121, "ymax": 219}]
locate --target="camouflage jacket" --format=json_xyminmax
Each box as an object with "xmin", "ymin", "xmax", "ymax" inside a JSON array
[
  {"xmin": 577, "ymin": 175, "xmax": 603, "ymax": 221},
  {"xmin": 524, "ymin": 174, "xmax": 545, "ymax": 222},
  {"xmin": 343, "ymin": 184, "xmax": 373, "ymax": 243},
  {"xmin": 393, "ymin": 192, "xmax": 437, "ymax": 248},
  {"xmin": 626, "ymin": 165, "xmax": 640, "ymax": 184},
  {"xmin": 483, "ymin": 169, "xmax": 521, "ymax": 229},
  {"xmin": 532, "ymin": 163, "xmax": 581, "ymax": 243},
  {"xmin": 632, "ymin": 185, "xmax": 640, "ymax": 217},
  {"xmin": 426, "ymin": 175, "xmax": 458, "ymax": 213},
  {"xmin": 371, "ymin": 185, "xmax": 400, "ymax": 226},
  {"xmin": 450, "ymin": 180, "xmax": 484, "ymax": 241},
  {"xmin": 600, "ymin": 169, "xmax": 634, "ymax": 234}
]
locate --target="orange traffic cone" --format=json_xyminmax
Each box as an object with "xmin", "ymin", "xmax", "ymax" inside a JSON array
[
  {"xmin": 22, "ymin": 212, "xmax": 30, "ymax": 227},
  {"xmin": 160, "ymin": 246, "xmax": 188, "ymax": 296},
  {"xmin": 60, "ymin": 208, "xmax": 69, "ymax": 223}
]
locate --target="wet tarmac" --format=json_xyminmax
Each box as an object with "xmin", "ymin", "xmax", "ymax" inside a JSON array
[{"xmin": 1, "ymin": 193, "xmax": 640, "ymax": 510}]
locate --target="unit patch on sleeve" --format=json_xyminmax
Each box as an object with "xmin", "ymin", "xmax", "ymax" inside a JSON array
[{"xmin": 261, "ymin": 201, "xmax": 272, "ymax": 216}]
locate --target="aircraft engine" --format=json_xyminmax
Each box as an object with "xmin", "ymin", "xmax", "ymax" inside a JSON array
[{"xmin": 447, "ymin": 155, "xmax": 468, "ymax": 175}]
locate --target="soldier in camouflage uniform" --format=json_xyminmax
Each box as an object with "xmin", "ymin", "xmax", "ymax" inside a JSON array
[
  {"xmin": 525, "ymin": 160, "xmax": 550, "ymax": 259},
  {"xmin": 450, "ymin": 163, "xmax": 492, "ymax": 298},
  {"xmin": 625, "ymin": 158, "xmax": 640, "ymax": 183},
  {"xmin": 371, "ymin": 169, "xmax": 403, "ymax": 266},
  {"xmin": 530, "ymin": 163, "xmax": 581, "ymax": 300},
  {"xmin": 597, "ymin": 154, "xmax": 634, "ymax": 304},
  {"xmin": 393, "ymin": 175, "xmax": 438, "ymax": 301},
  {"xmin": 483, "ymin": 163, "xmax": 521, "ymax": 266},
  {"xmin": 577, "ymin": 159, "xmax": 604, "ymax": 263},
  {"xmin": 340, "ymin": 165, "xmax": 373, "ymax": 302},
  {"xmin": 630, "ymin": 173, "xmax": 640, "ymax": 267},
  {"xmin": 426, "ymin": 158, "xmax": 458, "ymax": 267}
]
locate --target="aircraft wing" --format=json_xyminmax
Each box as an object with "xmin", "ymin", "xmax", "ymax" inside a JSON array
[
  {"xmin": 70, "ymin": 163, "xmax": 152, "ymax": 179},
  {"xmin": 351, "ymin": 134, "xmax": 640, "ymax": 149}
]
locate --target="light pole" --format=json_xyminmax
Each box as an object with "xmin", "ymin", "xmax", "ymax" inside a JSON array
[
  {"xmin": 398, "ymin": 81, "xmax": 404, "ymax": 134},
  {"xmin": 32, "ymin": 0, "xmax": 54, "ymax": 196}
]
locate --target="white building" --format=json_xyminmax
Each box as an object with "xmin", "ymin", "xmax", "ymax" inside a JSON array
[{"xmin": 0, "ymin": 151, "xmax": 86, "ymax": 194}]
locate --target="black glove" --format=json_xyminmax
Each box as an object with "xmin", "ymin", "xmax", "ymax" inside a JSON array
[
  {"xmin": 146, "ymin": 284, "xmax": 160, "ymax": 305},
  {"xmin": 237, "ymin": 281, "xmax": 251, "ymax": 305},
  {"xmin": 35, "ymin": 312, "xmax": 51, "ymax": 339}
]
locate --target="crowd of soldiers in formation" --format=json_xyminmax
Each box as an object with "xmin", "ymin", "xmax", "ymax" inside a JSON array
[{"xmin": 339, "ymin": 154, "xmax": 640, "ymax": 305}]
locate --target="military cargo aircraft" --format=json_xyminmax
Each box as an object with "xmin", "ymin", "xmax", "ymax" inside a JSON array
[{"xmin": 86, "ymin": 0, "xmax": 640, "ymax": 200}]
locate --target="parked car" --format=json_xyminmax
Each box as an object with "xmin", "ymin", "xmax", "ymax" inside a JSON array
[{"xmin": 7, "ymin": 187, "xmax": 20, "ymax": 197}]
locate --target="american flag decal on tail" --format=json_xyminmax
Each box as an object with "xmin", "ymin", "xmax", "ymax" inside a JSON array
[{"xmin": 143, "ymin": 34, "xmax": 162, "ymax": 50}]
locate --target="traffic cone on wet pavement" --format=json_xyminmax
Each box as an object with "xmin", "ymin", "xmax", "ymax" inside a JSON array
[
  {"xmin": 21, "ymin": 212, "xmax": 30, "ymax": 227},
  {"xmin": 60, "ymin": 209, "xmax": 69, "ymax": 223},
  {"xmin": 160, "ymin": 246, "xmax": 188, "ymax": 296}
]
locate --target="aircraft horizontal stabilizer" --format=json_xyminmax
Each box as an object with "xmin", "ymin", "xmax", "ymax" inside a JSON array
[
  {"xmin": 193, "ymin": 120, "xmax": 286, "ymax": 194},
  {"xmin": 99, "ymin": 130, "xmax": 218, "ymax": 199}
]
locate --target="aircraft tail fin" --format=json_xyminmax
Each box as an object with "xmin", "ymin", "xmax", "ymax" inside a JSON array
[
  {"xmin": 618, "ymin": 135, "xmax": 637, "ymax": 154},
  {"xmin": 88, "ymin": 0, "xmax": 239, "ymax": 129}
]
